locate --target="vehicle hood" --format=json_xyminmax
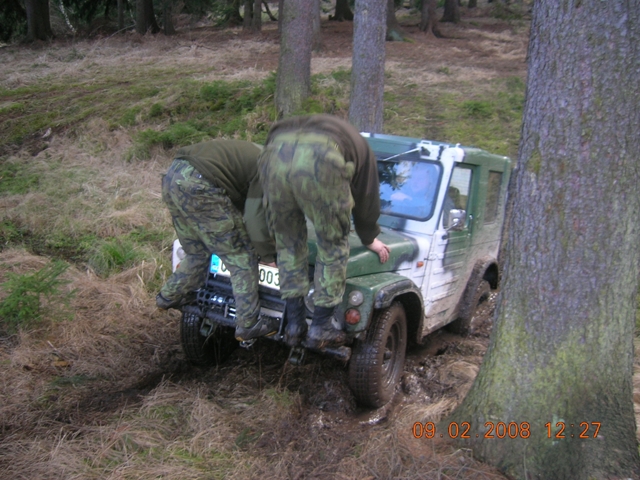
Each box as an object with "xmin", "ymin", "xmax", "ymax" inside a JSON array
[{"xmin": 307, "ymin": 227, "xmax": 420, "ymax": 277}]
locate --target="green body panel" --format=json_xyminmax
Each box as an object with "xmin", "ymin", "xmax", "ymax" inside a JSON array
[{"xmin": 306, "ymin": 228, "xmax": 419, "ymax": 278}]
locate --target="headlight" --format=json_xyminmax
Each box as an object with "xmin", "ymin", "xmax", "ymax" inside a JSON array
[{"xmin": 348, "ymin": 290, "xmax": 364, "ymax": 306}]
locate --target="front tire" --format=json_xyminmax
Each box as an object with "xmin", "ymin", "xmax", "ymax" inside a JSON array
[
  {"xmin": 348, "ymin": 301, "xmax": 407, "ymax": 408},
  {"xmin": 180, "ymin": 311, "xmax": 237, "ymax": 366}
]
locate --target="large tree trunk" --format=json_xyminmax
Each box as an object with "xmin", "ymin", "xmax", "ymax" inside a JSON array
[
  {"xmin": 419, "ymin": 0, "xmax": 442, "ymax": 37},
  {"xmin": 441, "ymin": 0, "xmax": 460, "ymax": 22},
  {"xmin": 330, "ymin": 0, "xmax": 353, "ymax": 21},
  {"xmin": 136, "ymin": 0, "xmax": 159, "ymax": 34},
  {"xmin": 25, "ymin": 0, "xmax": 53, "ymax": 41},
  {"xmin": 348, "ymin": 0, "xmax": 386, "ymax": 133},
  {"xmin": 385, "ymin": 0, "xmax": 406, "ymax": 41},
  {"xmin": 275, "ymin": 0, "xmax": 314, "ymax": 118},
  {"xmin": 243, "ymin": 0, "xmax": 252, "ymax": 30},
  {"xmin": 448, "ymin": 1, "xmax": 640, "ymax": 479}
]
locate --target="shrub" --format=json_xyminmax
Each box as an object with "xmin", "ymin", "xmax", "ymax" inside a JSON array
[{"xmin": 0, "ymin": 260, "xmax": 74, "ymax": 333}]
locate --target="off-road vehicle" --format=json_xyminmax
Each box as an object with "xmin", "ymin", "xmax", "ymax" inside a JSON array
[{"xmin": 172, "ymin": 133, "xmax": 512, "ymax": 408}]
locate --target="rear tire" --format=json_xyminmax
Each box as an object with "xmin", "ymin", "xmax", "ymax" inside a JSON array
[
  {"xmin": 180, "ymin": 311, "xmax": 237, "ymax": 366},
  {"xmin": 348, "ymin": 302, "xmax": 407, "ymax": 408},
  {"xmin": 448, "ymin": 279, "xmax": 491, "ymax": 335}
]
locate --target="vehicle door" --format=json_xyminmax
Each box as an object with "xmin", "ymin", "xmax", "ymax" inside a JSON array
[{"xmin": 422, "ymin": 164, "xmax": 475, "ymax": 331}]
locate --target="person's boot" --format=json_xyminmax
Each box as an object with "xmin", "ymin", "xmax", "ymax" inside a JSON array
[
  {"xmin": 284, "ymin": 296, "xmax": 307, "ymax": 347},
  {"xmin": 304, "ymin": 305, "xmax": 346, "ymax": 350},
  {"xmin": 235, "ymin": 315, "xmax": 279, "ymax": 342},
  {"xmin": 156, "ymin": 291, "xmax": 197, "ymax": 310}
]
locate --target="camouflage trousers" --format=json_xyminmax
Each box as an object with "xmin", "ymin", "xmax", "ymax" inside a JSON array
[
  {"xmin": 160, "ymin": 159, "xmax": 260, "ymax": 327},
  {"xmin": 258, "ymin": 132, "xmax": 355, "ymax": 308}
]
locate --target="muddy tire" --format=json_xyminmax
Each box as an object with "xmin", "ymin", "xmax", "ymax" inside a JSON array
[
  {"xmin": 348, "ymin": 302, "xmax": 407, "ymax": 408},
  {"xmin": 448, "ymin": 279, "xmax": 491, "ymax": 335},
  {"xmin": 180, "ymin": 311, "xmax": 237, "ymax": 366}
]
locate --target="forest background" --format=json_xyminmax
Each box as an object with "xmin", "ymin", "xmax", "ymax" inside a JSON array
[{"xmin": 2, "ymin": 1, "xmax": 639, "ymax": 479}]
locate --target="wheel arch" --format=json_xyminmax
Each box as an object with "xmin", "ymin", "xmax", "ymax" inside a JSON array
[{"xmin": 374, "ymin": 281, "xmax": 424, "ymax": 346}]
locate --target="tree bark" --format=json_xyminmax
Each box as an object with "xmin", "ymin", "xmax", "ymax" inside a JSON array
[
  {"xmin": 163, "ymin": 0, "xmax": 175, "ymax": 35},
  {"xmin": 385, "ymin": 0, "xmax": 406, "ymax": 41},
  {"xmin": 448, "ymin": 2, "xmax": 640, "ymax": 479},
  {"xmin": 117, "ymin": 0, "xmax": 124, "ymax": 31},
  {"xmin": 252, "ymin": 0, "xmax": 262, "ymax": 31},
  {"xmin": 275, "ymin": 0, "xmax": 314, "ymax": 118},
  {"xmin": 243, "ymin": 0, "xmax": 252, "ymax": 30},
  {"xmin": 136, "ymin": 0, "xmax": 159, "ymax": 34},
  {"xmin": 331, "ymin": 0, "xmax": 353, "ymax": 21},
  {"xmin": 311, "ymin": 0, "xmax": 322, "ymax": 50},
  {"xmin": 25, "ymin": 0, "xmax": 53, "ymax": 42},
  {"xmin": 419, "ymin": 0, "xmax": 442, "ymax": 37},
  {"xmin": 441, "ymin": 0, "xmax": 460, "ymax": 23},
  {"xmin": 349, "ymin": 0, "xmax": 386, "ymax": 133}
]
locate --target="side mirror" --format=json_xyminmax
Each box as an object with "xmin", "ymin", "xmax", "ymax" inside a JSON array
[{"xmin": 446, "ymin": 209, "xmax": 467, "ymax": 231}]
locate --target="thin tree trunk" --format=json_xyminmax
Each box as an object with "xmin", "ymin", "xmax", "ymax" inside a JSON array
[
  {"xmin": 243, "ymin": 0, "xmax": 252, "ymax": 30},
  {"xmin": 252, "ymin": 0, "xmax": 262, "ymax": 30},
  {"xmin": 117, "ymin": 0, "xmax": 124, "ymax": 31},
  {"xmin": 275, "ymin": 0, "xmax": 314, "ymax": 118},
  {"xmin": 349, "ymin": 0, "xmax": 386, "ymax": 132},
  {"xmin": 163, "ymin": 0, "xmax": 175, "ymax": 35},
  {"xmin": 448, "ymin": 1, "xmax": 640, "ymax": 478}
]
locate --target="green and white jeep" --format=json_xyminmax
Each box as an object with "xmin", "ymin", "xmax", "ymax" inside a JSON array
[{"xmin": 172, "ymin": 133, "xmax": 512, "ymax": 408}]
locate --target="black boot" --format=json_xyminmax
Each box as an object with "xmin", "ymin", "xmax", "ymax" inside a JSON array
[
  {"xmin": 304, "ymin": 305, "xmax": 346, "ymax": 350},
  {"xmin": 284, "ymin": 296, "xmax": 307, "ymax": 347},
  {"xmin": 235, "ymin": 315, "xmax": 279, "ymax": 341}
]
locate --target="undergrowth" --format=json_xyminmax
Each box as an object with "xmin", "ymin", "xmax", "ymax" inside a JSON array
[{"xmin": 0, "ymin": 260, "xmax": 74, "ymax": 332}]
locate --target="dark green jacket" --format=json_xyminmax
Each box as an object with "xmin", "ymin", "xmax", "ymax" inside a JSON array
[{"xmin": 175, "ymin": 140, "xmax": 275, "ymax": 263}]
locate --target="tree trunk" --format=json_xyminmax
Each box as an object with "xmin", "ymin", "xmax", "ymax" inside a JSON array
[
  {"xmin": 331, "ymin": 0, "xmax": 353, "ymax": 21},
  {"xmin": 252, "ymin": 0, "xmax": 262, "ymax": 31},
  {"xmin": 117, "ymin": 0, "xmax": 124, "ymax": 31},
  {"xmin": 163, "ymin": 0, "xmax": 175, "ymax": 35},
  {"xmin": 25, "ymin": 0, "xmax": 53, "ymax": 41},
  {"xmin": 385, "ymin": 0, "xmax": 406, "ymax": 41},
  {"xmin": 348, "ymin": 0, "xmax": 386, "ymax": 133},
  {"xmin": 136, "ymin": 0, "xmax": 159, "ymax": 34},
  {"xmin": 275, "ymin": 0, "xmax": 314, "ymax": 118},
  {"xmin": 277, "ymin": 0, "xmax": 284, "ymax": 32},
  {"xmin": 311, "ymin": 0, "xmax": 322, "ymax": 50},
  {"xmin": 243, "ymin": 0, "xmax": 252, "ymax": 30},
  {"xmin": 448, "ymin": 2, "xmax": 640, "ymax": 479},
  {"xmin": 419, "ymin": 0, "xmax": 442, "ymax": 37},
  {"xmin": 441, "ymin": 0, "xmax": 460, "ymax": 22}
]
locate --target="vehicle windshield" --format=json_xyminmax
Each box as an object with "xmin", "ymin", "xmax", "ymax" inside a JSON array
[{"xmin": 377, "ymin": 157, "xmax": 442, "ymax": 221}]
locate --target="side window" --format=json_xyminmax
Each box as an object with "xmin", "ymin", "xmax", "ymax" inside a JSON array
[
  {"xmin": 443, "ymin": 167, "xmax": 472, "ymax": 226},
  {"xmin": 484, "ymin": 171, "xmax": 503, "ymax": 224}
]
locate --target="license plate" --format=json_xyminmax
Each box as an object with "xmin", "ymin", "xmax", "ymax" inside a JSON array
[{"xmin": 210, "ymin": 255, "xmax": 280, "ymax": 290}]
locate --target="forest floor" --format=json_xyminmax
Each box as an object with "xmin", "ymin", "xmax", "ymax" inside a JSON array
[{"xmin": 3, "ymin": 4, "xmax": 636, "ymax": 480}]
